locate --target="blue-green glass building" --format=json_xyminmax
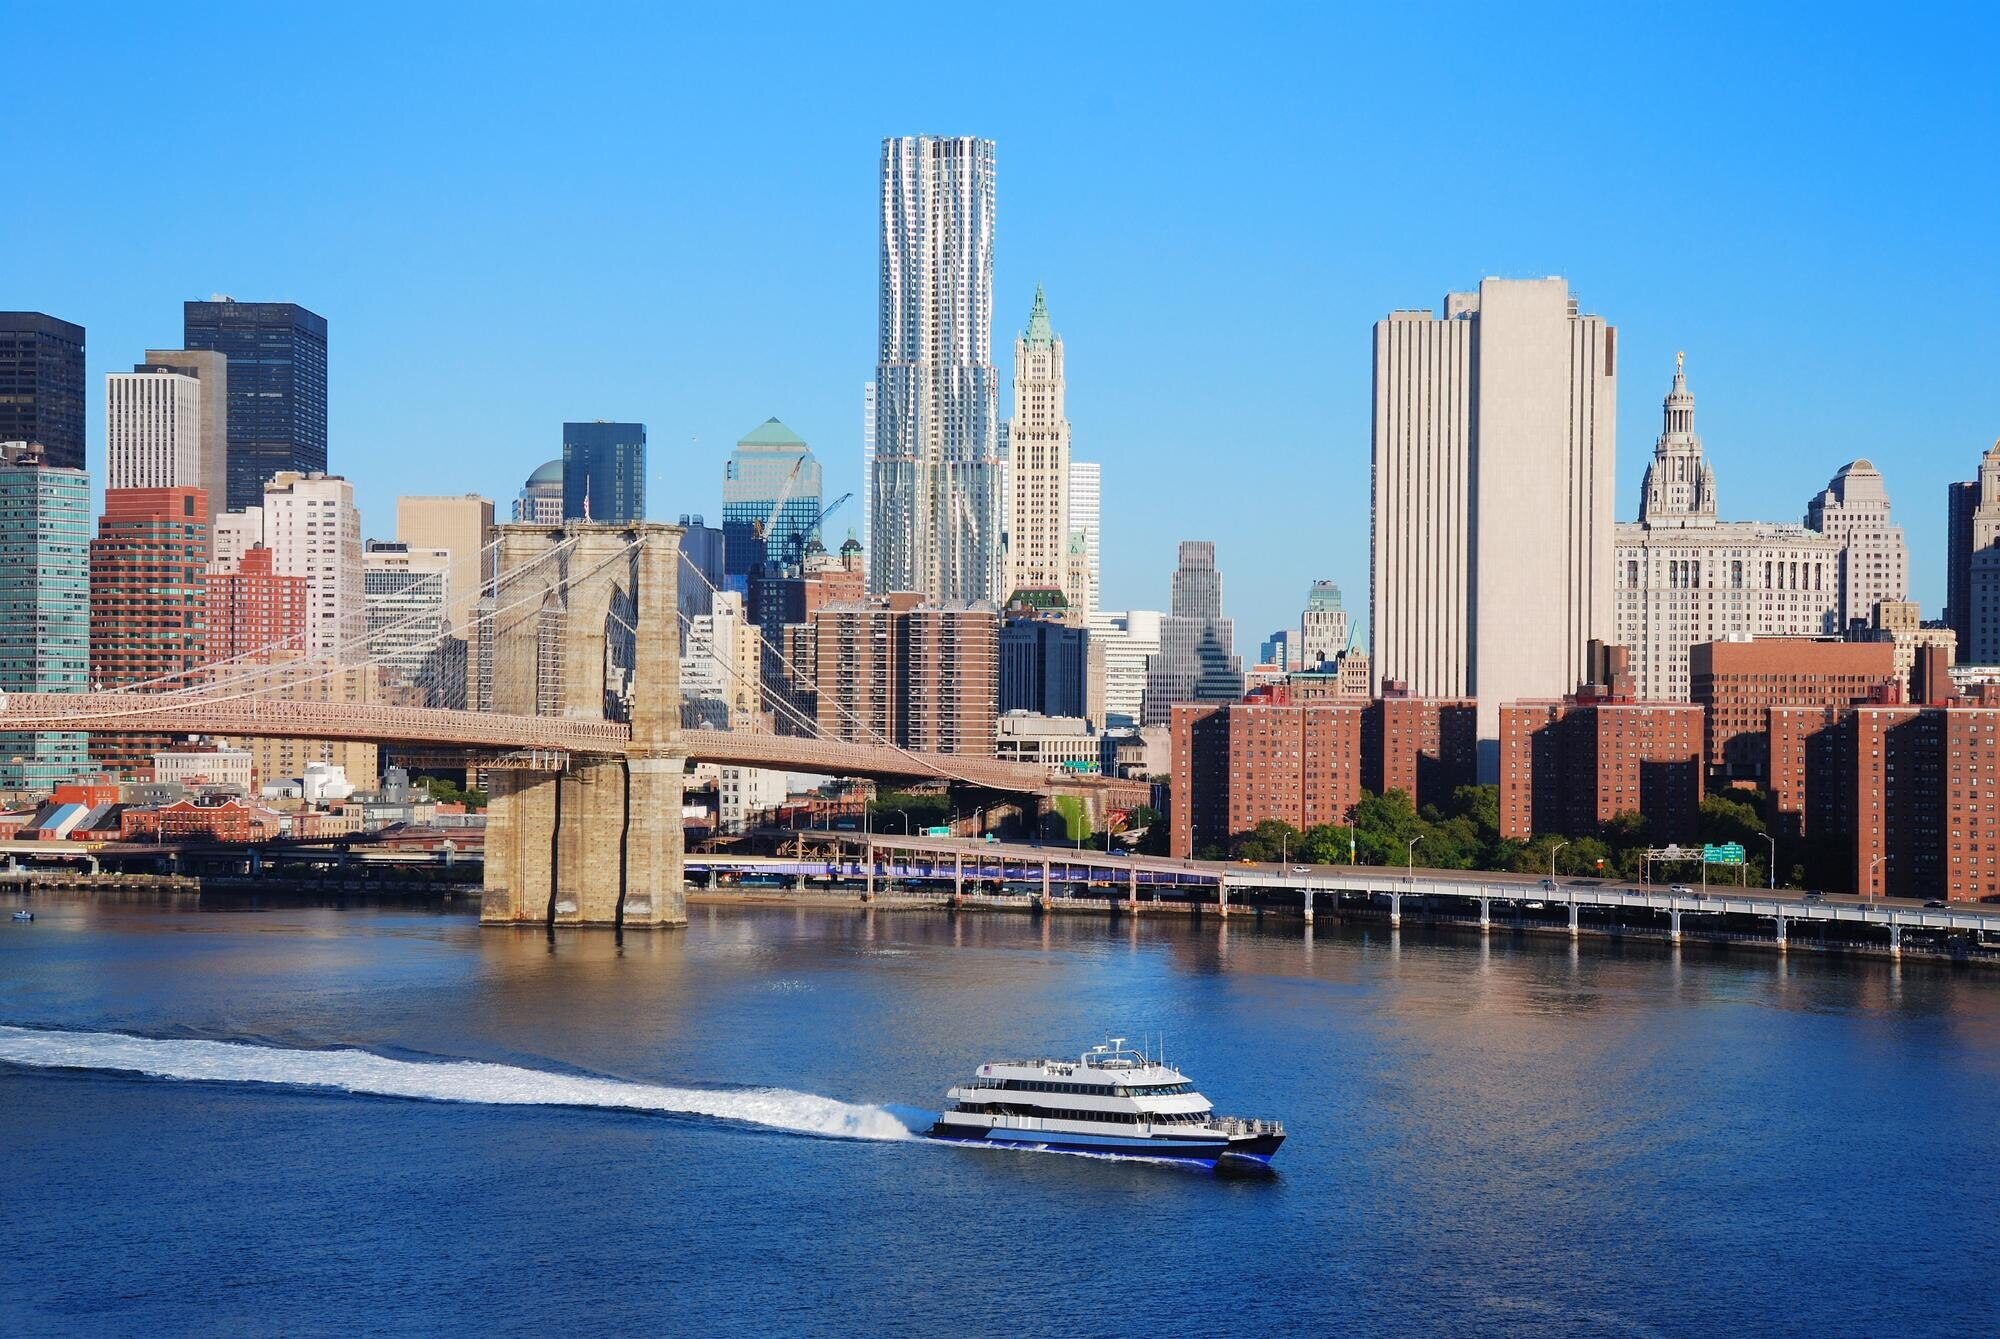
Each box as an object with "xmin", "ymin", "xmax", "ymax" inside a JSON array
[
  {"xmin": 0, "ymin": 442, "xmax": 92, "ymax": 790},
  {"xmin": 722, "ymin": 418, "xmax": 821, "ymax": 579}
]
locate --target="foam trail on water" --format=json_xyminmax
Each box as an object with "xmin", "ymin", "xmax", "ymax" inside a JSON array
[{"xmin": 0, "ymin": 1025, "xmax": 910, "ymax": 1141}]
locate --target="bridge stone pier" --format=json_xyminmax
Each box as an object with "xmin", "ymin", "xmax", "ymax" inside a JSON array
[{"xmin": 481, "ymin": 522, "xmax": 688, "ymax": 929}]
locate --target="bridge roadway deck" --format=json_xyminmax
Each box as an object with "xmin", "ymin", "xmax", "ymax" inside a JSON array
[
  {"xmin": 801, "ymin": 832, "xmax": 2000, "ymax": 936},
  {"xmin": 0, "ymin": 694, "xmax": 1055, "ymax": 791}
]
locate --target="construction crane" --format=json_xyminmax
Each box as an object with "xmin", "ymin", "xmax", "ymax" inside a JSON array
[{"xmin": 785, "ymin": 491, "xmax": 852, "ymax": 567}]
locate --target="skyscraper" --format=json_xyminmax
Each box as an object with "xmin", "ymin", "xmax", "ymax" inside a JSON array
[
  {"xmin": 722, "ymin": 418, "xmax": 822, "ymax": 579},
  {"xmin": 870, "ymin": 134, "xmax": 1002, "ymax": 602},
  {"xmin": 562, "ymin": 421, "xmax": 646, "ymax": 522},
  {"xmin": 363, "ymin": 540, "xmax": 457, "ymax": 704},
  {"xmin": 1805, "ymin": 459, "xmax": 1908, "ymax": 635},
  {"xmin": 105, "ymin": 366, "xmax": 204, "ymax": 494},
  {"xmin": 0, "ymin": 442, "xmax": 92, "ymax": 789},
  {"xmin": 138, "ymin": 349, "xmax": 228, "ymax": 526},
  {"xmin": 0, "ymin": 314, "xmax": 86, "ymax": 472},
  {"xmin": 1143, "ymin": 541, "xmax": 1244, "ymax": 725},
  {"xmin": 1089, "ymin": 609, "xmax": 1162, "ymax": 730},
  {"xmin": 262, "ymin": 471, "xmax": 363, "ymax": 660},
  {"xmin": 1005, "ymin": 285, "xmax": 1072, "ymax": 603},
  {"xmin": 89, "ymin": 486, "xmax": 209, "ymax": 776},
  {"xmin": 1066, "ymin": 460, "xmax": 1101, "ymax": 626},
  {"xmin": 1370, "ymin": 277, "xmax": 1616, "ymax": 757},
  {"xmin": 395, "ymin": 495, "xmax": 494, "ymax": 709},
  {"xmin": 1299, "ymin": 581, "xmax": 1349, "ymax": 667},
  {"xmin": 1946, "ymin": 440, "xmax": 2000, "ymax": 661},
  {"xmin": 183, "ymin": 300, "xmax": 328, "ymax": 511}
]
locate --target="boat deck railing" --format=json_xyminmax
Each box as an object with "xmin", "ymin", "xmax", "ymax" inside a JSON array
[{"xmin": 1214, "ymin": 1116, "xmax": 1283, "ymax": 1137}]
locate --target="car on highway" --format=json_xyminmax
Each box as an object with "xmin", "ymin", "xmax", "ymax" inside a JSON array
[
  {"xmin": 1290, "ymin": 865, "xmax": 1311, "ymax": 875},
  {"xmin": 1803, "ymin": 891, "xmax": 1826, "ymax": 902},
  {"xmin": 1539, "ymin": 878, "xmax": 1558, "ymax": 891},
  {"xmin": 1925, "ymin": 899, "xmax": 1946, "ymax": 909}
]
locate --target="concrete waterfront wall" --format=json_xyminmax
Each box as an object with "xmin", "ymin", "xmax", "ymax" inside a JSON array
[{"xmin": 481, "ymin": 522, "xmax": 687, "ymax": 928}]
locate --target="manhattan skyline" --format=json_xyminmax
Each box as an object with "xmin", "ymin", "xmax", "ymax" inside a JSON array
[{"xmin": 8, "ymin": 6, "xmax": 1997, "ymax": 650}]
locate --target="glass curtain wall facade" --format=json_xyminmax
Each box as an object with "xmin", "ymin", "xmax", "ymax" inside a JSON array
[
  {"xmin": 183, "ymin": 300, "xmax": 328, "ymax": 511},
  {"xmin": 0, "ymin": 444, "xmax": 92, "ymax": 789},
  {"xmin": 722, "ymin": 418, "xmax": 822, "ymax": 580},
  {"xmin": 562, "ymin": 421, "xmax": 646, "ymax": 522},
  {"xmin": 0, "ymin": 313, "xmax": 87, "ymax": 472}
]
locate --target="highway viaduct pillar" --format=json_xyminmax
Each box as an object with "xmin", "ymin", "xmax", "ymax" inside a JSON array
[{"xmin": 481, "ymin": 522, "xmax": 688, "ymax": 929}]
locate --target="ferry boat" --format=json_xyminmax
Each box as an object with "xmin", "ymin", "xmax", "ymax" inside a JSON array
[{"xmin": 928, "ymin": 1039, "xmax": 1283, "ymax": 1168}]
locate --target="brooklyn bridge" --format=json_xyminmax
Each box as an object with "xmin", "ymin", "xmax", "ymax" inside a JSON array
[{"xmin": 0, "ymin": 521, "xmax": 1083, "ymax": 928}]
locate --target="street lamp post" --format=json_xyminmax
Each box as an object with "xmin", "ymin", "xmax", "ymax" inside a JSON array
[
  {"xmin": 1551, "ymin": 840, "xmax": 1570, "ymax": 881},
  {"xmin": 893, "ymin": 809, "xmax": 911, "ymax": 835},
  {"xmin": 1405, "ymin": 835, "xmax": 1421, "ymax": 883},
  {"xmin": 1759, "ymin": 832, "xmax": 1775, "ymax": 890}
]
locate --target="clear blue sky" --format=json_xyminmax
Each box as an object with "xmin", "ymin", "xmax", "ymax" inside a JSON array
[{"xmin": 9, "ymin": 3, "xmax": 1997, "ymax": 652}]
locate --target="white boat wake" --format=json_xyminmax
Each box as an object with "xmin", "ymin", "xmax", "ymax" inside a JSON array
[{"xmin": 0, "ymin": 1024, "xmax": 911, "ymax": 1141}]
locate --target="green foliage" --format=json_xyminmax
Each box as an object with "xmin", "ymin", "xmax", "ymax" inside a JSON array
[
  {"xmin": 413, "ymin": 775, "xmax": 488, "ymax": 810},
  {"xmin": 1208, "ymin": 779, "xmax": 1788, "ymax": 884},
  {"xmin": 1051, "ymin": 794, "xmax": 1089, "ymax": 842},
  {"xmin": 868, "ymin": 789, "xmax": 950, "ymax": 829}
]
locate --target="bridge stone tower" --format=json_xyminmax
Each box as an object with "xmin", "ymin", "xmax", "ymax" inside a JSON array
[{"xmin": 481, "ymin": 522, "xmax": 688, "ymax": 928}]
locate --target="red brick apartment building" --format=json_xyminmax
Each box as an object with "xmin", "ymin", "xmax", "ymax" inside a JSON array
[
  {"xmin": 1168, "ymin": 689, "xmax": 1475, "ymax": 858},
  {"xmin": 1690, "ymin": 637, "xmax": 1896, "ymax": 785},
  {"xmin": 1499, "ymin": 696, "xmax": 1703, "ymax": 843},
  {"xmin": 87, "ymin": 487, "xmax": 209, "ymax": 776}
]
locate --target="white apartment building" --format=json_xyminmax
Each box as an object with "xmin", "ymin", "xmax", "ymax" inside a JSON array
[
  {"xmin": 718, "ymin": 766, "xmax": 789, "ymax": 833},
  {"xmin": 1089, "ymin": 608, "xmax": 1163, "ymax": 729},
  {"xmin": 1371, "ymin": 277, "xmax": 1616, "ymax": 755},
  {"xmin": 211, "ymin": 507, "xmax": 264, "ymax": 570},
  {"xmin": 870, "ymin": 134, "xmax": 1002, "ymax": 603},
  {"xmin": 680, "ymin": 590, "xmax": 761, "ymax": 729},
  {"xmin": 263, "ymin": 472, "xmax": 363, "ymax": 660},
  {"xmin": 363, "ymin": 541, "xmax": 454, "ymax": 696},
  {"xmin": 105, "ymin": 366, "xmax": 203, "ymax": 492},
  {"xmin": 1065, "ymin": 459, "xmax": 1100, "ymax": 626},
  {"xmin": 1613, "ymin": 356, "xmax": 1843, "ymax": 700}
]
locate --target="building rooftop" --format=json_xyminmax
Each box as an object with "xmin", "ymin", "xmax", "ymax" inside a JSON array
[
  {"xmin": 526, "ymin": 459, "xmax": 563, "ymax": 486},
  {"xmin": 737, "ymin": 418, "xmax": 807, "ymax": 448}
]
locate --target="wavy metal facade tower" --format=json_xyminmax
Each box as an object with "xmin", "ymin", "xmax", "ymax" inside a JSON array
[{"xmin": 869, "ymin": 135, "xmax": 1001, "ymax": 603}]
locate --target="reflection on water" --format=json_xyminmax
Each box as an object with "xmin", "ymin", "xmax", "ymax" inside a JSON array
[{"xmin": 3, "ymin": 898, "xmax": 1998, "ymax": 1336}]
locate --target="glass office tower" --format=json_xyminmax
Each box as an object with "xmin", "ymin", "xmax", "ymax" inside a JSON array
[
  {"xmin": 0, "ymin": 312, "xmax": 87, "ymax": 472},
  {"xmin": 722, "ymin": 418, "xmax": 821, "ymax": 578},
  {"xmin": 562, "ymin": 421, "xmax": 646, "ymax": 522},
  {"xmin": 183, "ymin": 299, "xmax": 328, "ymax": 510}
]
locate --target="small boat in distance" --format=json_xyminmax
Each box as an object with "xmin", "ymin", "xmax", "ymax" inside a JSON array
[
  {"xmin": 10, "ymin": 910, "xmax": 33, "ymax": 922},
  {"xmin": 928, "ymin": 1039, "xmax": 1283, "ymax": 1169}
]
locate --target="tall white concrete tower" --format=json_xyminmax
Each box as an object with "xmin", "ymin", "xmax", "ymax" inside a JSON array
[
  {"xmin": 1065, "ymin": 459, "xmax": 1101, "ymax": 625},
  {"xmin": 1005, "ymin": 285, "xmax": 1071, "ymax": 600},
  {"xmin": 1370, "ymin": 277, "xmax": 1617, "ymax": 760},
  {"xmin": 105, "ymin": 366, "xmax": 204, "ymax": 492},
  {"xmin": 869, "ymin": 134, "xmax": 1001, "ymax": 603}
]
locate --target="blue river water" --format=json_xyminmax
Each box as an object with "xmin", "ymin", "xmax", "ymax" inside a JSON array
[{"xmin": 3, "ymin": 898, "xmax": 1998, "ymax": 1337}]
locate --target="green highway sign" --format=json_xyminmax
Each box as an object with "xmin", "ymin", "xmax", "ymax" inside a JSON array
[{"xmin": 1703, "ymin": 843, "xmax": 1746, "ymax": 865}]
